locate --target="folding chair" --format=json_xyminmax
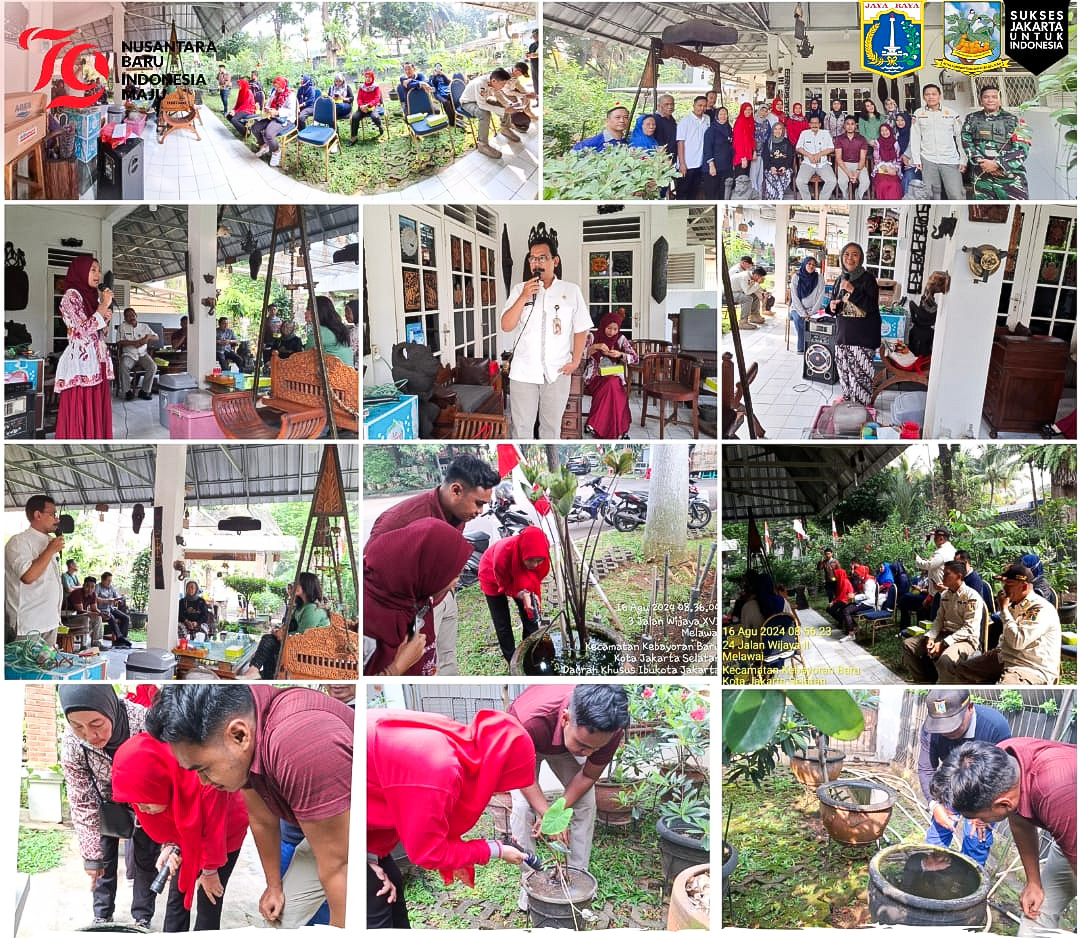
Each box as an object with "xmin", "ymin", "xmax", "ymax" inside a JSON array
[
  {"xmin": 761, "ymin": 612, "xmax": 805, "ymax": 679},
  {"xmin": 292, "ymin": 95, "xmax": 338, "ymax": 182},
  {"xmin": 449, "ymin": 77, "xmax": 476, "ymax": 146},
  {"xmin": 404, "ymin": 85, "xmax": 455, "ymax": 158},
  {"xmin": 854, "ymin": 583, "xmax": 898, "ymax": 647}
]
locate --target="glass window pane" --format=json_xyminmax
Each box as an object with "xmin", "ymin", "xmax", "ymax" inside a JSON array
[
  {"xmin": 399, "ymin": 217, "xmax": 418, "ymax": 264},
  {"xmin": 420, "ymin": 224, "xmax": 436, "ymax": 266},
  {"xmin": 589, "ymin": 252, "xmax": 610, "ymax": 275},
  {"xmin": 403, "ymin": 269, "xmax": 421, "ymax": 312},
  {"xmin": 451, "ymin": 236, "xmax": 462, "ymax": 271},
  {"xmin": 423, "ymin": 270, "xmax": 438, "ymax": 310}
]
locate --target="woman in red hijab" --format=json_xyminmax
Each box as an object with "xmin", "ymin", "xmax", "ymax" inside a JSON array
[
  {"xmin": 112, "ymin": 733, "xmax": 248, "ymax": 932},
  {"xmin": 583, "ymin": 310, "xmax": 638, "ymax": 439},
  {"xmin": 479, "ymin": 525, "xmax": 551, "ymax": 665},
  {"xmin": 55, "ymin": 254, "xmax": 114, "ymax": 439},
  {"xmin": 226, "ymin": 77, "xmax": 256, "ymax": 135},
  {"xmin": 825, "ymin": 567, "xmax": 856, "ymax": 629},
  {"xmin": 367, "ymin": 708, "xmax": 536, "ymax": 928},
  {"xmin": 364, "ymin": 517, "xmax": 472, "ymax": 676},
  {"xmin": 786, "ymin": 101, "xmax": 808, "ymax": 146},
  {"xmin": 732, "ymin": 102, "xmax": 757, "ymax": 177}
]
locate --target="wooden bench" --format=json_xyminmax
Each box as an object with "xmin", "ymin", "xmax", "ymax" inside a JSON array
[
  {"xmin": 451, "ymin": 412, "xmax": 508, "ymax": 438},
  {"xmin": 722, "ymin": 350, "xmax": 765, "ymax": 439},
  {"xmin": 432, "ymin": 361, "xmax": 503, "ymax": 437},
  {"xmin": 281, "ymin": 612, "xmax": 358, "ymax": 679},
  {"xmin": 211, "ymin": 390, "xmax": 326, "ymax": 439},
  {"xmin": 264, "ymin": 349, "xmax": 359, "ymax": 434}
]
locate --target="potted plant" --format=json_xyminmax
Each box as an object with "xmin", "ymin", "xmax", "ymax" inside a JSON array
[
  {"xmin": 595, "ymin": 734, "xmax": 657, "ymax": 827},
  {"xmin": 667, "ymin": 863, "xmax": 710, "ymax": 930},
  {"xmin": 25, "ymin": 765, "xmax": 64, "ymax": 823},
  {"xmin": 522, "ymin": 797, "xmax": 598, "ymax": 929}
]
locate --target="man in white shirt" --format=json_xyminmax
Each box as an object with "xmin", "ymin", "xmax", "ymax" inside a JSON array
[
  {"xmin": 4, "ymin": 494, "xmax": 64, "ymax": 647},
  {"xmin": 910, "ymin": 83, "xmax": 966, "ymax": 199},
  {"xmin": 676, "ymin": 95, "xmax": 710, "ymax": 200},
  {"xmin": 899, "ymin": 525, "xmax": 957, "ymax": 629},
  {"xmin": 117, "ymin": 306, "xmax": 159, "ymax": 401},
  {"xmin": 502, "ymin": 233, "xmax": 592, "ymax": 439},
  {"xmin": 459, "ymin": 67, "xmax": 517, "ymax": 160},
  {"xmin": 730, "ymin": 266, "xmax": 767, "ymax": 329},
  {"xmin": 794, "ymin": 115, "xmax": 837, "ymax": 200}
]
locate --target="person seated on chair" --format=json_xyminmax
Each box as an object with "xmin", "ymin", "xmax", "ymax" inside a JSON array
[
  {"xmin": 96, "ymin": 572, "xmax": 132, "ymax": 648},
  {"xmin": 794, "ymin": 115, "xmax": 837, "ymax": 200},
  {"xmin": 249, "ymin": 70, "xmax": 265, "ymax": 110},
  {"xmin": 243, "ymin": 572, "xmax": 329, "ymax": 681},
  {"xmin": 833, "ymin": 115, "xmax": 870, "ymax": 199},
  {"xmin": 583, "ymin": 311, "xmax": 638, "ymax": 440},
  {"xmin": 399, "ymin": 62, "xmax": 432, "ymax": 96},
  {"xmin": 117, "ymin": 306, "xmax": 159, "ymax": 401},
  {"xmin": 955, "ymin": 550, "xmax": 995, "ymax": 611},
  {"xmin": 276, "ymin": 320, "xmax": 305, "ymax": 359},
  {"xmin": 839, "ymin": 569, "xmax": 881, "ymax": 642},
  {"xmin": 67, "ymin": 575, "xmax": 116, "ymax": 647},
  {"xmin": 327, "ymin": 73, "xmax": 353, "ymax": 120},
  {"xmin": 825, "ymin": 567, "xmax": 856, "ymax": 629},
  {"xmin": 169, "ymin": 316, "xmax": 188, "ymax": 351},
  {"xmin": 295, "ymin": 74, "xmax": 318, "ymax": 129},
  {"xmin": 502, "ymin": 62, "xmax": 538, "ymax": 121},
  {"xmin": 572, "ymin": 105, "xmax": 630, "ymax": 153},
  {"xmin": 459, "ymin": 68, "xmax": 518, "ymax": 160},
  {"xmin": 216, "ymin": 317, "xmax": 245, "ymax": 371},
  {"xmin": 62, "ymin": 558, "xmax": 81, "ymax": 600},
  {"xmin": 902, "ymin": 561, "xmax": 984, "ymax": 683},
  {"xmin": 305, "ymin": 296, "xmax": 353, "ymax": 367},
  {"xmin": 227, "ymin": 78, "xmax": 257, "ymax": 136},
  {"xmin": 429, "ymin": 63, "xmax": 452, "ymax": 103},
  {"xmin": 251, "ymin": 76, "xmax": 296, "ymax": 169},
  {"xmin": 346, "ymin": 71, "xmax": 384, "ymax": 145},
  {"xmin": 1019, "ymin": 553, "xmax": 1058, "ymax": 608},
  {"xmin": 177, "ymin": 580, "xmax": 210, "ymax": 642}
]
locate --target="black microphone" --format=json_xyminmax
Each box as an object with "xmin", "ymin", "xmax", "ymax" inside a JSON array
[
  {"xmin": 524, "ymin": 274, "xmax": 541, "ymax": 310},
  {"xmin": 57, "ymin": 514, "xmax": 75, "ymax": 535},
  {"xmin": 101, "ymin": 270, "xmax": 117, "ymax": 311}
]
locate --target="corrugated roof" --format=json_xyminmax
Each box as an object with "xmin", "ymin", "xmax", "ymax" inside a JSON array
[
  {"xmin": 722, "ymin": 444, "xmax": 907, "ymax": 521},
  {"xmin": 4, "ymin": 443, "xmax": 358, "ymax": 512}
]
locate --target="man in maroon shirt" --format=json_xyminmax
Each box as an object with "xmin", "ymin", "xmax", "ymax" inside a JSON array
[
  {"xmin": 508, "ymin": 684, "xmax": 628, "ymax": 910},
  {"xmin": 366, "ymin": 454, "xmax": 500, "ymax": 675},
  {"xmin": 833, "ymin": 116, "xmax": 870, "ymax": 199},
  {"xmin": 146, "ymin": 684, "xmax": 353, "ymax": 928},
  {"xmin": 932, "ymin": 737, "xmax": 1076, "ymax": 932}
]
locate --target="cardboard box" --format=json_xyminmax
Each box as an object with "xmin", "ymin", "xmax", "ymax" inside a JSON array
[
  {"xmin": 4, "ymin": 114, "xmax": 47, "ymax": 162},
  {"xmin": 74, "ymin": 131, "xmax": 98, "ymax": 163},
  {"xmin": 5, "ymin": 92, "xmax": 47, "ymax": 124}
]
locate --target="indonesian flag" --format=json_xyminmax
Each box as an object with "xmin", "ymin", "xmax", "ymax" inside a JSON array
[
  {"xmin": 497, "ymin": 444, "xmax": 521, "ymax": 477},
  {"xmin": 763, "ymin": 521, "xmax": 772, "ymax": 554},
  {"xmin": 793, "ymin": 518, "xmax": 807, "ymax": 541},
  {"xmin": 496, "ymin": 444, "xmax": 549, "ymax": 515},
  {"xmin": 831, "ymin": 515, "xmax": 840, "ymax": 541}
]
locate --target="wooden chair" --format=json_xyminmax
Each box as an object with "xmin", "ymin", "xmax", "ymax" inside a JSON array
[
  {"xmin": 870, "ymin": 341, "xmax": 930, "ymax": 405},
  {"xmin": 721, "ymin": 350, "xmax": 764, "ymax": 439},
  {"xmin": 292, "ymin": 95, "xmax": 337, "ymax": 182},
  {"xmin": 628, "ymin": 339, "xmax": 671, "ymax": 395},
  {"xmin": 281, "ymin": 611, "xmax": 358, "ymax": 679},
  {"xmin": 211, "ymin": 390, "xmax": 326, "ymax": 439},
  {"xmin": 404, "ymin": 86, "xmax": 455, "ymax": 158},
  {"xmin": 640, "ymin": 353, "xmax": 700, "ymax": 438},
  {"xmin": 265, "ymin": 349, "xmax": 359, "ymax": 434},
  {"xmin": 159, "ymin": 90, "xmax": 201, "ymax": 142},
  {"xmin": 451, "ymin": 412, "xmax": 508, "ymax": 439}
]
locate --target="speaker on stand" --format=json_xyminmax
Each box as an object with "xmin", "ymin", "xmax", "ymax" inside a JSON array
[{"xmin": 803, "ymin": 315, "xmax": 838, "ymax": 385}]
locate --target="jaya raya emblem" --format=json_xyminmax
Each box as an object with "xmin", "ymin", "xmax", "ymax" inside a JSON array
[
  {"xmin": 935, "ymin": 1, "xmax": 1010, "ymax": 76},
  {"xmin": 861, "ymin": 2, "xmax": 924, "ymax": 78}
]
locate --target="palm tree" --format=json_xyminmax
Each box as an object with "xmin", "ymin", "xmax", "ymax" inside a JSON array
[
  {"xmin": 1020, "ymin": 445, "xmax": 1077, "ymax": 516},
  {"xmin": 887, "ymin": 454, "xmax": 919, "ymax": 525},
  {"xmin": 973, "ymin": 446, "xmax": 1021, "ymax": 506}
]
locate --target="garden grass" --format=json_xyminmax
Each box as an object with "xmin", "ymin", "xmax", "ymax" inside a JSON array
[
  {"xmin": 403, "ymin": 813, "xmax": 667, "ymax": 929},
  {"xmin": 17, "ymin": 828, "xmax": 67, "ymax": 874},
  {"xmin": 204, "ymin": 108, "xmax": 475, "ymax": 196}
]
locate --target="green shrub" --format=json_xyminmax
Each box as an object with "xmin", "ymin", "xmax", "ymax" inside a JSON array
[
  {"xmin": 543, "ymin": 145, "xmax": 678, "ymax": 200},
  {"xmin": 17, "ymin": 828, "xmax": 66, "ymax": 874},
  {"xmin": 542, "ymin": 58, "xmax": 615, "ymax": 157}
]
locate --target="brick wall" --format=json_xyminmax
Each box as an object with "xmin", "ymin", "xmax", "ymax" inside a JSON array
[{"xmin": 24, "ymin": 684, "xmax": 59, "ymax": 767}]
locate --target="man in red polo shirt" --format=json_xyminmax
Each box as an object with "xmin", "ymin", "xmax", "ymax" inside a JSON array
[
  {"xmin": 932, "ymin": 737, "xmax": 1076, "ymax": 933},
  {"xmin": 366, "ymin": 453, "xmax": 500, "ymax": 675},
  {"xmin": 508, "ymin": 684, "xmax": 628, "ymax": 909},
  {"xmin": 146, "ymin": 684, "xmax": 353, "ymax": 928}
]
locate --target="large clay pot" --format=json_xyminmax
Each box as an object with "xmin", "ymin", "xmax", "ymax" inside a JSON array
[
  {"xmin": 869, "ymin": 844, "xmax": 989, "ymax": 927},
  {"xmin": 509, "ymin": 621, "xmax": 629, "ymax": 676},
  {"xmin": 721, "ymin": 841, "xmax": 737, "ymax": 898},
  {"xmin": 524, "ymin": 867, "xmax": 598, "ymax": 929},
  {"xmin": 594, "ymin": 779, "xmax": 634, "ymax": 826},
  {"xmin": 667, "ymin": 863, "xmax": 710, "ymax": 930},
  {"xmin": 817, "ymin": 780, "xmax": 896, "ymax": 845},
  {"xmin": 789, "ymin": 748, "xmax": 845, "ymax": 786},
  {"xmin": 656, "ymin": 818, "xmax": 709, "ymax": 897}
]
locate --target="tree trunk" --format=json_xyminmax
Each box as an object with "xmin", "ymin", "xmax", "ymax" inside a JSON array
[
  {"xmin": 938, "ymin": 444, "xmax": 957, "ymax": 511},
  {"xmin": 642, "ymin": 447, "xmax": 689, "ymax": 560}
]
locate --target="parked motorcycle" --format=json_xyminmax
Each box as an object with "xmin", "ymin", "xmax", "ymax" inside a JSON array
[
  {"xmin": 566, "ymin": 476, "xmax": 615, "ymax": 525},
  {"xmin": 607, "ymin": 482, "xmax": 712, "ymax": 531}
]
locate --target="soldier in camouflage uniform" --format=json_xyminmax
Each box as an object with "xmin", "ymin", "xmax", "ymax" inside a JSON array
[{"xmin": 961, "ymin": 86, "xmax": 1031, "ymax": 200}]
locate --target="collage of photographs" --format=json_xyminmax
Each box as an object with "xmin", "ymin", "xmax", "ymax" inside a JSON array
[{"xmin": 0, "ymin": 0, "xmax": 1075, "ymax": 936}]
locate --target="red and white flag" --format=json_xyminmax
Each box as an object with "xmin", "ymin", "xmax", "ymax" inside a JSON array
[
  {"xmin": 793, "ymin": 518, "xmax": 807, "ymax": 540},
  {"xmin": 831, "ymin": 515, "xmax": 839, "ymax": 542},
  {"xmin": 763, "ymin": 521, "xmax": 772, "ymax": 554}
]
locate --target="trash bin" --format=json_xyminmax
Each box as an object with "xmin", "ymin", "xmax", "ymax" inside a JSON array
[
  {"xmin": 124, "ymin": 648, "xmax": 176, "ymax": 680},
  {"xmin": 158, "ymin": 372, "xmax": 197, "ymax": 428}
]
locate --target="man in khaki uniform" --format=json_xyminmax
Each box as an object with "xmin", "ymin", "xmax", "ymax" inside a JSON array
[{"xmin": 903, "ymin": 561, "xmax": 984, "ymax": 683}]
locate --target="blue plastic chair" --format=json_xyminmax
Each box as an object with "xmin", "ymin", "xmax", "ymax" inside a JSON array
[
  {"xmin": 404, "ymin": 85, "xmax": 455, "ymax": 157},
  {"xmin": 854, "ymin": 583, "xmax": 898, "ymax": 646},
  {"xmin": 449, "ymin": 77, "xmax": 476, "ymax": 145},
  {"xmin": 292, "ymin": 95, "xmax": 338, "ymax": 182}
]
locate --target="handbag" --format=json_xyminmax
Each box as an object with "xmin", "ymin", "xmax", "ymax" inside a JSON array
[{"xmin": 82, "ymin": 747, "xmax": 135, "ymax": 839}]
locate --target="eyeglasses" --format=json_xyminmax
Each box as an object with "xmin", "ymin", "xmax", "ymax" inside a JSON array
[{"xmin": 529, "ymin": 254, "xmax": 551, "ymax": 262}]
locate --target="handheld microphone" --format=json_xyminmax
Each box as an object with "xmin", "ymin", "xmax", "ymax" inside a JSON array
[
  {"xmin": 524, "ymin": 275, "xmax": 541, "ymax": 310},
  {"xmin": 101, "ymin": 270, "xmax": 117, "ymax": 311},
  {"xmin": 57, "ymin": 514, "xmax": 75, "ymax": 535}
]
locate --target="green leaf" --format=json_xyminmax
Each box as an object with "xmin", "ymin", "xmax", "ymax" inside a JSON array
[
  {"xmin": 786, "ymin": 690, "xmax": 865, "ymax": 741},
  {"xmin": 721, "ymin": 689, "xmax": 785, "ymax": 752},
  {"xmin": 541, "ymin": 796, "xmax": 574, "ymax": 836}
]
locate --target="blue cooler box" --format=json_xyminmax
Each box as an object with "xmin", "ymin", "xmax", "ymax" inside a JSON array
[{"xmin": 363, "ymin": 395, "xmax": 418, "ymax": 440}]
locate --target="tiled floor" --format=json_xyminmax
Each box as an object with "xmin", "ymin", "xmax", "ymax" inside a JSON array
[
  {"xmin": 723, "ymin": 304, "xmax": 1076, "ymax": 439},
  {"xmin": 115, "ymin": 104, "xmax": 537, "ymax": 202},
  {"xmin": 770, "ymin": 608, "xmax": 903, "ymax": 686}
]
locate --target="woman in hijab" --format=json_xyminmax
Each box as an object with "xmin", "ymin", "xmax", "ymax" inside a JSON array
[
  {"xmin": 583, "ymin": 311, "xmax": 639, "ymax": 439},
  {"xmin": 703, "ymin": 106, "xmax": 734, "ymax": 198},
  {"xmin": 893, "ymin": 112, "xmax": 920, "ymax": 193},
  {"xmin": 732, "ymin": 102, "xmax": 758, "ymax": 179},
  {"xmin": 305, "ymin": 295, "xmax": 353, "ymax": 366},
  {"xmin": 858, "ymin": 99, "xmax": 884, "ymax": 142},
  {"xmin": 787, "ymin": 256, "xmax": 824, "ymax": 354},
  {"xmin": 479, "ymin": 525, "xmax": 551, "ymax": 665},
  {"xmin": 251, "ymin": 75, "xmax": 296, "ymax": 167},
  {"xmin": 628, "ymin": 114, "xmax": 658, "ymax": 150},
  {"xmin": 328, "ymin": 72, "xmax": 354, "ymax": 119},
  {"xmin": 1020, "ymin": 553, "xmax": 1058, "ymax": 606},
  {"xmin": 763, "ymin": 120, "xmax": 796, "ymax": 200},
  {"xmin": 58, "ymin": 687, "xmax": 158, "ymax": 928},
  {"xmin": 826, "ymin": 568, "xmax": 856, "ymax": 628},
  {"xmin": 177, "ymin": 580, "xmax": 209, "ymax": 641},
  {"xmin": 112, "ymin": 734, "xmax": 248, "ymax": 932},
  {"xmin": 364, "ymin": 517, "xmax": 472, "ymax": 676},
  {"xmin": 244, "ymin": 571, "xmax": 330, "ymax": 680},
  {"xmin": 877, "ymin": 561, "xmax": 896, "ymax": 590},
  {"xmin": 347, "ymin": 70, "xmax": 384, "ymax": 144},
  {"xmin": 806, "ymin": 97, "xmax": 826, "ymax": 125},
  {"xmin": 769, "ymin": 96, "xmax": 787, "ymax": 129},
  {"xmin": 751, "ymin": 103, "xmax": 771, "ymax": 193},
  {"xmin": 829, "ymin": 242, "xmax": 881, "ymax": 405},
  {"xmin": 226, "ymin": 77, "xmax": 256, "ymax": 135},
  {"xmin": 785, "ymin": 101, "xmax": 808, "ymax": 146},
  {"xmin": 367, "ymin": 708, "xmax": 536, "ymax": 928},
  {"xmin": 55, "ymin": 254, "xmax": 114, "ymax": 439},
  {"xmin": 871, "ymin": 122, "xmax": 903, "ymax": 199}
]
